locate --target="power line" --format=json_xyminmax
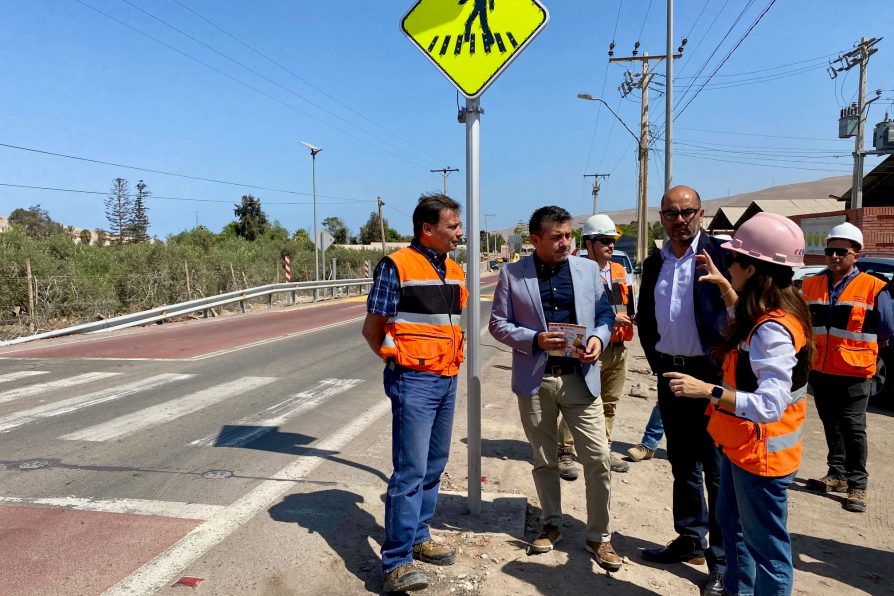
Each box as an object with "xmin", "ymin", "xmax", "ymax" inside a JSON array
[
  {"xmin": 684, "ymin": 0, "xmax": 713, "ymax": 41},
  {"xmin": 674, "ymin": 150, "xmax": 852, "ymax": 172},
  {"xmin": 70, "ymin": 0, "xmax": 430, "ymax": 169},
  {"xmin": 0, "ymin": 142, "xmax": 368, "ymax": 202},
  {"xmin": 674, "ymin": 0, "xmax": 733, "ymax": 79},
  {"xmin": 0, "ymin": 183, "xmax": 368, "ymax": 205},
  {"xmin": 674, "ymin": 50, "xmax": 842, "ymax": 79},
  {"xmin": 168, "ymin": 0, "xmax": 443, "ymax": 165},
  {"xmin": 674, "ymin": 0, "xmax": 779, "ymax": 119},
  {"xmin": 673, "ymin": 126, "xmax": 842, "ymax": 141}
]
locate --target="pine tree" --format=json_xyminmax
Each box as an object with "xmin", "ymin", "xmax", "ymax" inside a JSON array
[
  {"xmin": 233, "ymin": 195, "xmax": 268, "ymax": 241},
  {"xmin": 105, "ymin": 177, "xmax": 132, "ymax": 244},
  {"xmin": 129, "ymin": 180, "xmax": 151, "ymax": 243}
]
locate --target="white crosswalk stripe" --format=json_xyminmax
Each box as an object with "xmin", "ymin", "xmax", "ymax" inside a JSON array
[
  {"xmin": 0, "ymin": 373, "xmax": 193, "ymax": 433},
  {"xmin": 60, "ymin": 376, "xmax": 278, "ymax": 442},
  {"xmin": 0, "ymin": 370, "xmax": 49, "ymax": 384},
  {"xmin": 189, "ymin": 378, "xmax": 364, "ymax": 447},
  {"xmin": 0, "ymin": 371, "xmax": 120, "ymax": 405}
]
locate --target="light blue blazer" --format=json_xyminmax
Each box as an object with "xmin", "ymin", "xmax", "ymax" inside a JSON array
[{"xmin": 488, "ymin": 255, "xmax": 615, "ymax": 397}]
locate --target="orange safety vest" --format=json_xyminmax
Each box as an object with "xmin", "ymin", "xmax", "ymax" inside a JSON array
[
  {"xmin": 707, "ymin": 310, "xmax": 810, "ymax": 477},
  {"xmin": 603, "ymin": 261, "xmax": 634, "ymax": 343},
  {"xmin": 801, "ymin": 272, "xmax": 885, "ymax": 378},
  {"xmin": 378, "ymin": 246, "xmax": 468, "ymax": 376}
]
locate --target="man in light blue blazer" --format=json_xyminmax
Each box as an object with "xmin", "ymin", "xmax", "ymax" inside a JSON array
[{"xmin": 489, "ymin": 206, "xmax": 622, "ymax": 572}]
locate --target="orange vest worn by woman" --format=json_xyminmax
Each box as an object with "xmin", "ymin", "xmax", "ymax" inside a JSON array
[
  {"xmin": 707, "ymin": 310, "xmax": 810, "ymax": 477},
  {"xmin": 378, "ymin": 246, "xmax": 468, "ymax": 376}
]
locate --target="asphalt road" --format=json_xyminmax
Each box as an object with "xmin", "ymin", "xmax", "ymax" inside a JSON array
[{"xmin": 0, "ymin": 276, "xmax": 498, "ymax": 595}]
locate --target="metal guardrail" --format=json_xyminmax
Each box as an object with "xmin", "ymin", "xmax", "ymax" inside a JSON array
[{"xmin": 0, "ymin": 278, "xmax": 372, "ymax": 347}]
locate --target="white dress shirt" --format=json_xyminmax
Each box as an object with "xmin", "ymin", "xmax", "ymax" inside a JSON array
[
  {"xmin": 654, "ymin": 231, "xmax": 705, "ymax": 356},
  {"xmin": 732, "ymin": 321, "xmax": 799, "ymax": 424}
]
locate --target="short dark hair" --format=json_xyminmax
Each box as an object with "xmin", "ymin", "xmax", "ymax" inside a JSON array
[
  {"xmin": 529, "ymin": 206, "xmax": 572, "ymax": 237},
  {"xmin": 413, "ymin": 193, "xmax": 460, "ymax": 238}
]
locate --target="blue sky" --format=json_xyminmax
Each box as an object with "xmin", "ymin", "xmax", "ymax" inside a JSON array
[{"xmin": 1, "ymin": 1, "xmax": 891, "ymax": 238}]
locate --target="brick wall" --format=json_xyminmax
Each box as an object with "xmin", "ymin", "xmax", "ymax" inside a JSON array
[{"xmin": 790, "ymin": 207, "xmax": 894, "ymax": 265}]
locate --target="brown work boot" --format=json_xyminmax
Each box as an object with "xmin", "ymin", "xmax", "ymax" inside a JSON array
[
  {"xmin": 585, "ymin": 539, "xmax": 623, "ymax": 571},
  {"xmin": 626, "ymin": 443, "xmax": 655, "ymax": 462},
  {"xmin": 383, "ymin": 564, "xmax": 428, "ymax": 592},
  {"xmin": 529, "ymin": 523, "xmax": 562, "ymax": 554},
  {"xmin": 557, "ymin": 448, "xmax": 579, "ymax": 481},
  {"xmin": 806, "ymin": 474, "xmax": 848, "ymax": 493},
  {"xmin": 610, "ymin": 452, "xmax": 630, "ymax": 473},
  {"xmin": 844, "ymin": 488, "xmax": 867, "ymax": 512},
  {"xmin": 412, "ymin": 539, "xmax": 456, "ymax": 566}
]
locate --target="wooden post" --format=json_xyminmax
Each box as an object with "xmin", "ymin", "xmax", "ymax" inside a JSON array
[
  {"xmin": 184, "ymin": 260, "xmax": 192, "ymax": 300},
  {"xmin": 25, "ymin": 258, "xmax": 35, "ymax": 333},
  {"xmin": 229, "ymin": 262, "xmax": 237, "ymax": 290},
  {"xmin": 241, "ymin": 271, "xmax": 249, "ymax": 289}
]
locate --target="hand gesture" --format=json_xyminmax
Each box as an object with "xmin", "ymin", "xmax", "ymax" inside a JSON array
[
  {"xmin": 580, "ymin": 336, "xmax": 602, "ymax": 363},
  {"xmin": 695, "ymin": 249, "xmax": 727, "ymax": 288},
  {"xmin": 663, "ymin": 371, "xmax": 710, "ymax": 399}
]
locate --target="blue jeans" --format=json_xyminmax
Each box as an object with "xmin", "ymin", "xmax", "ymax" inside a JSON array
[
  {"xmin": 641, "ymin": 402, "xmax": 665, "ymax": 450},
  {"xmin": 381, "ymin": 364, "xmax": 457, "ymax": 573},
  {"xmin": 717, "ymin": 455, "xmax": 796, "ymax": 596}
]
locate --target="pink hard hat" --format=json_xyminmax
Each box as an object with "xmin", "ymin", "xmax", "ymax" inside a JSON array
[{"xmin": 722, "ymin": 212, "xmax": 805, "ymax": 268}]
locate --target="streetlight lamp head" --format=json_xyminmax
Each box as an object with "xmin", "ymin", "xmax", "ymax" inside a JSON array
[
  {"xmin": 299, "ymin": 141, "xmax": 323, "ymax": 155},
  {"xmin": 577, "ymin": 93, "xmax": 595, "ymax": 100}
]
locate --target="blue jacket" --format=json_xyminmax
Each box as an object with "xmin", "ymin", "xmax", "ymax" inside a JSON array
[
  {"xmin": 489, "ymin": 254, "xmax": 615, "ymax": 397},
  {"xmin": 637, "ymin": 233, "xmax": 729, "ymax": 374}
]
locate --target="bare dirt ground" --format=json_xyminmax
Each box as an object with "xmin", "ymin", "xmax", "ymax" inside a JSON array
[{"xmin": 422, "ymin": 334, "xmax": 894, "ymax": 596}]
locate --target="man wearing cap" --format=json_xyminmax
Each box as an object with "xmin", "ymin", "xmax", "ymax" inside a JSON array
[
  {"xmin": 556, "ymin": 213, "xmax": 634, "ymax": 477},
  {"xmin": 801, "ymin": 222, "xmax": 891, "ymax": 513}
]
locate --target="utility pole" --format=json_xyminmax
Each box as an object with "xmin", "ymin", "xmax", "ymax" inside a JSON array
[
  {"xmin": 829, "ymin": 37, "xmax": 881, "ymax": 209},
  {"xmin": 583, "ymin": 174, "xmax": 610, "ymax": 214},
  {"xmin": 377, "ymin": 196, "xmax": 387, "ymax": 255},
  {"xmin": 611, "ymin": 47, "xmax": 680, "ymax": 265},
  {"xmin": 665, "ymin": 0, "xmax": 673, "ymax": 191},
  {"xmin": 430, "ymin": 167, "xmax": 460, "ymax": 195}
]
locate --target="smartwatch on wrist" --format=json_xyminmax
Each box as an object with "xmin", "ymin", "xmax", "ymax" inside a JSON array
[{"xmin": 710, "ymin": 385, "xmax": 723, "ymax": 405}]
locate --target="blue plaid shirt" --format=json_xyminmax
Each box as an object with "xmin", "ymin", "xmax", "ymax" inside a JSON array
[{"xmin": 366, "ymin": 240, "xmax": 448, "ymax": 317}]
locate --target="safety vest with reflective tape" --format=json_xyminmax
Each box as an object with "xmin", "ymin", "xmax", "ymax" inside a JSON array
[
  {"xmin": 378, "ymin": 246, "xmax": 468, "ymax": 376},
  {"xmin": 707, "ymin": 310, "xmax": 810, "ymax": 477},
  {"xmin": 801, "ymin": 272, "xmax": 885, "ymax": 379},
  {"xmin": 603, "ymin": 261, "xmax": 634, "ymax": 343}
]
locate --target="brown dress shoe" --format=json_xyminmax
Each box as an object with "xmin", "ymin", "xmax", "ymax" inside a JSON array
[
  {"xmin": 529, "ymin": 523, "xmax": 562, "ymax": 553},
  {"xmin": 806, "ymin": 474, "xmax": 847, "ymax": 493},
  {"xmin": 585, "ymin": 539, "xmax": 623, "ymax": 571},
  {"xmin": 412, "ymin": 539, "xmax": 456, "ymax": 565}
]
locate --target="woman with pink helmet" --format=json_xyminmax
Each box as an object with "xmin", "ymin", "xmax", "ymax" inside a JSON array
[{"xmin": 662, "ymin": 211, "xmax": 814, "ymax": 595}]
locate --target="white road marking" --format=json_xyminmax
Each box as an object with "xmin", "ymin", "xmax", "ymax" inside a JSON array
[
  {"xmin": 0, "ymin": 495, "xmax": 224, "ymax": 520},
  {"xmin": 0, "ymin": 373, "xmax": 193, "ymax": 433},
  {"xmin": 0, "ymin": 370, "xmax": 49, "ymax": 383},
  {"xmin": 103, "ymin": 399, "xmax": 392, "ymax": 595},
  {"xmin": 0, "ymin": 372, "xmax": 120, "ymax": 405},
  {"xmin": 60, "ymin": 376, "xmax": 277, "ymax": 442},
  {"xmin": 189, "ymin": 378, "xmax": 363, "ymax": 447}
]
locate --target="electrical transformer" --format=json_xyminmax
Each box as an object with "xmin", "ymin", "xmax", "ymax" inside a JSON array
[{"xmin": 873, "ymin": 119, "xmax": 894, "ymax": 152}]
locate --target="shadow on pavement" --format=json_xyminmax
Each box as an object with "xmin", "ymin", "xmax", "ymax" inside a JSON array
[
  {"xmin": 461, "ymin": 437, "xmax": 532, "ymax": 461},
  {"xmin": 791, "ymin": 531, "xmax": 894, "ymax": 593},
  {"xmin": 788, "ymin": 478, "xmax": 848, "ymax": 507},
  {"xmin": 613, "ymin": 531, "xmax": 708, "ymax": 590},
  {"xmin": 430, "ymin": 491, "xmax": 527, "ymax": 538},
  {"xmin": 212, "ymin": 425, "xmax": 389, "ymax": 482},
  {"xmin": 269, "ymin": 489, "xmax": 382, "ymax": 593}
]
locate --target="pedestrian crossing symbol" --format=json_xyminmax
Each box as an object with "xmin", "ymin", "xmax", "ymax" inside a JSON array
[{"xmin": 401, "ymin": 0, "xmax": 549, "ymax": 98}]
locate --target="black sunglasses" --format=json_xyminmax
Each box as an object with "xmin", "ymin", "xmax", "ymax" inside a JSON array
[
  {"xmin": 590, "ymin": 236, "xmax": 616, "ymax": 245},
  {"xmin": 660, "ymin": 208, "xmax": 700, "ymax": 221},
  {"xmin": 824, "ymin": 247, "xmax": 856, "ymax": 257}
]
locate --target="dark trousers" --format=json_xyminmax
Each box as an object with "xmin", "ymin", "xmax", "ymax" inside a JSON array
[
  {"xmin": 657, "ymin": 355, "xmax": 726, "ymax": 572},
  {"xmin": 810, "ymin": 371, "xmax": 871, "ymax": 490}
]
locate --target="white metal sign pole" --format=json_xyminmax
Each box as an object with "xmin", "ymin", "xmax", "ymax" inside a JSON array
[{"xmin": 465, "ymin": 96, "xmax": 482, "ymax": 515}]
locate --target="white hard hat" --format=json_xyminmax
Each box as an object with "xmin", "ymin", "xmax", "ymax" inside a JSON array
[
  {"xmin": 826, "ymin": 222, "xmax": 863, "ymax": 249},
  {"xmin": 582, "ymin": 213, "xmax": 621, "ymax": 238}
]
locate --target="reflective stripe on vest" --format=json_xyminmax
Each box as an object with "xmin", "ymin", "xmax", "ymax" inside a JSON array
[
  {"xmin": 802, "ymin": 272, "xmax": 885, "ymax": 379},
  {"xmin": 378, "ymin": 246, "xmax": 468, "ymax": 376},
  {"xmin": 605, "ymin": 261, "xmax": 634, "ymax": 343},
  {"xmin": 708, "ymin": 310, "xmax": 809, "ymax": 477}
]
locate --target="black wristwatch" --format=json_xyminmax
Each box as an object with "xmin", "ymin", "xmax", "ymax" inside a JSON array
[{"xmin": 710, "ymin": 385, "xmax": 723, "ymax": 405}]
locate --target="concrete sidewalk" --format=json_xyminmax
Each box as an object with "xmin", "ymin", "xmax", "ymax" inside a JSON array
[{"xmin": 421, "ymin": 333, "xmax": 894, "ymax": 595}]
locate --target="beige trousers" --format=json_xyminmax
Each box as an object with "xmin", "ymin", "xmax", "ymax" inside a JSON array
[
  {"xmin": 559, "ymin": 342, "xmax": 628, "ymax": 447},
  {"xmin": 517, "ymin": 372, "xmax": 612, "ymax": 542}
]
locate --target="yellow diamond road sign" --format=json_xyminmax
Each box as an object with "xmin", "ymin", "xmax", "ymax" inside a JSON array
[{"xmin": 401, "ymin": 0, "xmax": 549, "ymax": 99}]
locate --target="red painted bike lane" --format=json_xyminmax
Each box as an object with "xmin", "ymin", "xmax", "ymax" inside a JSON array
[{"xmin": 0, "ymin": 300, "xmax": 368, "ymax": 360}]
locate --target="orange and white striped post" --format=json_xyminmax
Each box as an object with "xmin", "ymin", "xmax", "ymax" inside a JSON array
[{"xmin": 283, "ymin": 256, "xmax": 291, "ymax": 281}]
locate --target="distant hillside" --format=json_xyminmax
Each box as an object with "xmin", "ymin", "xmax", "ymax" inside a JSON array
[{"xmin": 498, "ymin": 176, "xmax": 851, "ymax": 235}]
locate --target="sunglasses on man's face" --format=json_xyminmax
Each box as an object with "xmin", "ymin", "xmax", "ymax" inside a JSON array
[
  {"xmin": 824, "ymin": 247, "xmax": 856, "ymax": 258},
  {"xmin": 591, "ymin": 236, "xmax": 616, "ymax": 245}
]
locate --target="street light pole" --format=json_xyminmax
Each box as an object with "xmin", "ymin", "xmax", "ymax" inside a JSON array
[{"xmin": 300, "ymin": 141, "xmax": 323, "ymax": 288}]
